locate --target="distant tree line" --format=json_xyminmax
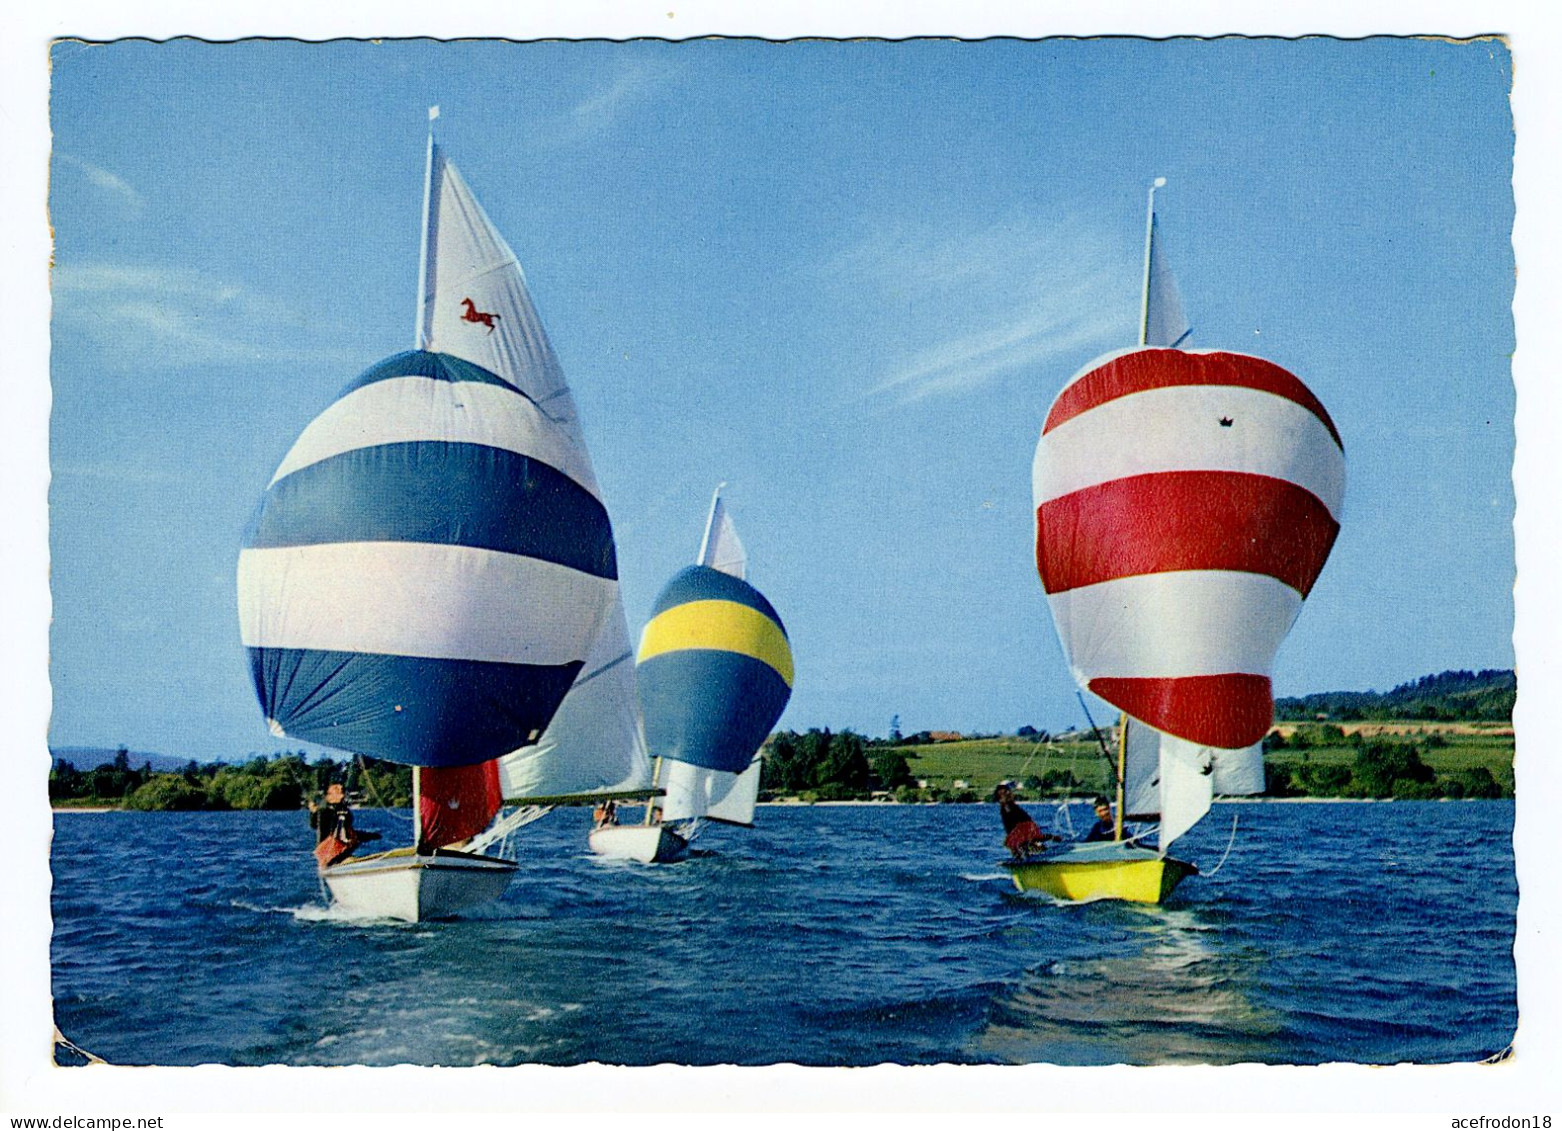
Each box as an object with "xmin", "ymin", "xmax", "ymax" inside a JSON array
[
  {"xmin": 49, "ymin": 749, "xmax": 413, "ymax": 811},
  {"xmin": 760, "ymin": 729, "xmax": 933, "ymax": 801},
  {"xmin": 763, "ymin": 729, "xmax": 882, "ymax": 801},
  {"xmin": 1275, "ymin": 669, "xmax": 1515, "ymax": 723},
  {"xmin": 1263, "ymin": 733, "xmax": 1508, "ymax": 800}
]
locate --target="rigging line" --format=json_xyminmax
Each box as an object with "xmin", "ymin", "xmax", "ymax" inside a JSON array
[
  {"xmin": 356, "ymin": 753, "xmax": 415, "ymax": 825},
  {"xmin": 1200, "ymin": 811, "xmax": 1242, "ymax": 878},
  {"xmin": 1049, "ymin": 740, "xmax": 1081, "ymax": 838},
  {"xmin": 1013, "ymin": 723, "xmax": 1054, "ymax": 783},
  {"xmin": 572, "ymin": 649, "xmax": 633, "ymax": 687},
  {"xmin": 1075, "ymin": 691, "xmax": 1120, "ymax": 780}
]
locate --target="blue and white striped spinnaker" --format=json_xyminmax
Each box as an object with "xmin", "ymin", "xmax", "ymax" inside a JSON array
[{"xmin": 237, "ymin": 143, "xmax": 618, "ymax": 770}]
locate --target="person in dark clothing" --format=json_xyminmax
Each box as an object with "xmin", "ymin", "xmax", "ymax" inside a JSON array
[
  {"xmin": 994, "ymin": 783, "xmax": 1059, "ymax": 859},
  {"xmin": 308, "ymin": 782, "xmax": 379, "ymax": 862},
  {"xmin": 309, "ymin": 782, "xmax": 355, "ymax": 844},
  {"xmin": 1083, "ymin": 796, "xmax": 1119, "ymax": 842}
]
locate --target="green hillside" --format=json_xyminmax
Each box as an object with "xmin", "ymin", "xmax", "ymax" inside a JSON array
[{"xmin": 1275, "ymin": 669, "xmax": 1514, "ymax": 722}]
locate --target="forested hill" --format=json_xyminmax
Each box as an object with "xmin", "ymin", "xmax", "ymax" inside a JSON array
[{"xmin": 1275, "ymin": 669, "xmax": 1515, "ymax": 722}]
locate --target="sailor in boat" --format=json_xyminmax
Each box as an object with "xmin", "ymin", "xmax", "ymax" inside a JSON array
[
  {"xmin": 593, "ymin": 799, "xmax": 619, "ymax": 828},
  {"xmin": 308, "ymin": 782, "xmax": 379, "ymax": 867},
  {"xmin": 1083, "ymin": 797, "xmax": 1119, "ymax": 842},
  {"xmin": 995, "ymin": 782, "xmax": 1058, "ymax": 860}
]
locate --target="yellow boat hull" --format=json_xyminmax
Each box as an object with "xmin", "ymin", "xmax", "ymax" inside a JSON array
[{"xmin": 1004, "ymin": 844, "xmax": 1196, "ymax": 904}]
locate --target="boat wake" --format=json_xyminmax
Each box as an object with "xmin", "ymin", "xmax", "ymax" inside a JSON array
[
  {"xmin": 959, "ymin": 871, "xmax": 1013, "ymax": 883},
  {"xmin": 287, "ymin": 902, "xmax": 411, "ymax": 926},
  {"xmin": 228, "ymin": 898, "xmax": 323, "ymax": 917},
  {"xmin": 971, "ymin": 920, "xmax": 1282, "ymax": 1065}
]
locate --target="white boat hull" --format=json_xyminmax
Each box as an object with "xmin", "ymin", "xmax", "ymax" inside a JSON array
[
  {"xmin": 322, "ymin": 847, "xmax": 517, "ymax": 922},
  {"xmin": 588, "ymin": 823, "xmax": 689, "ymax": 863}
]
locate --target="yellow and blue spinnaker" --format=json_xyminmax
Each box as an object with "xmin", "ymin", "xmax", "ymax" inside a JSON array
[{"xmin": 637, "ymin": 565, "xmax": 792, "ymax": 773}]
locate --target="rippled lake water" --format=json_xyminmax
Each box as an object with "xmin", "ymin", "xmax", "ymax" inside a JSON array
[{"xmin": 50, "ymin": 800, "xmax": 1516, "ymax": 1066}]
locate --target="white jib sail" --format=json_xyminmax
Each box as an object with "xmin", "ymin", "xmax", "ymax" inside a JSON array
[
  {"xmin": 698, "ymin": 487, "xmax": 747, "ymax": 580},
  {"xmin": 1157, "ymin": 733, "xmax": 1216, "ymax": 850},
  {"xmin": 1124, "ymin": 717, "xmax": 1252, "ymax": 851},
  {"xmin": 660, "ymin": 753, "xmax": 762, "ymax": 826},
  {"xmin": 496, "ymin": 572, "xmax": 651, "ymax": 801}
]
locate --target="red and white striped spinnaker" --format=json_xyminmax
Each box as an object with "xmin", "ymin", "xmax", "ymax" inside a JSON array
[{"xmin": 1033, "ymin": 346, "xmax": 1344, "ymax": 750}]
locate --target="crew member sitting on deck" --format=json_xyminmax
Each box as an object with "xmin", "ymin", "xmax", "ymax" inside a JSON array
[
  {"xmin": 1083, "ymin": 796, "xmax": 1120, "ymax": 842},
  {"xmin": 593, "ymin": 799, "xmax": 619, "ymax": 828},
  {"xmin": 994, "ymin": 783, "xmax": 1058, "ymax": 859}
]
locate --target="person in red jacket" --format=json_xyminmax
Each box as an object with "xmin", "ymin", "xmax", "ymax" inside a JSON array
[{"xmin": 994, "ymin": 782, "xmax": 1059, "ymax": 859}]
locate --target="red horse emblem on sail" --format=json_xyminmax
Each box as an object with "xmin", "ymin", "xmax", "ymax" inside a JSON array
[{"xmin": 459, "ymin": 297, "xmax": 501, "ymax": 334}]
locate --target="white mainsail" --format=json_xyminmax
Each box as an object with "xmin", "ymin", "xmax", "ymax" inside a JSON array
[
  {"xmin": 1122, "ymin": 716, "xmax": 1161, "ymax": 821},
  {"xmin": 698, "ymin": 487, "xmax": 748, "ymax": 580},
  {"xmin": 1141, "ymin": 177, "xmax": 1191, "ymax": 349},
  {"xmin": 418, "ymin": 141, "xmax": 590, "ymax": 458},
  {"xmin": 417, "ymin": 133, "xmax": 643, "ymax": 801}
]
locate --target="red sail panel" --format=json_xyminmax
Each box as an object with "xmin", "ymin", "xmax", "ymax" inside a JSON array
[
  {"xmin": 1089, "ymin": 673, "xmax": 1274, "ymax": 750},
  {"xmin": 419, "ymin": 760, "xmax": 502, "ymax": 848},
  {"xmin": 1036, "ymin": 470, "xmax": 1340, "ymax": 597},
  {"xmin": 1044, "ymin": 348, "xmax": 1343, "ymax": 449}
]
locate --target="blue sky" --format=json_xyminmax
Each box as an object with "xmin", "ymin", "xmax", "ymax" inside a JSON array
[{"xmin": 44, "ymin": 36, "xmax": 1516, "ymax": 757}]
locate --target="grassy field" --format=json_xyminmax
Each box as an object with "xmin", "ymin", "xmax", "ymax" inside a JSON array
[
  {"xmin": 882, "ymin": 723, "xmax": 1515, "ymax": 800},
  {"xmin": 1266, "ymin": 731, "xmax": 1516, "ymax": 793},
  {"xmin": 888, "ymin": 738, "xmax": 1115, "ymax": 798}
]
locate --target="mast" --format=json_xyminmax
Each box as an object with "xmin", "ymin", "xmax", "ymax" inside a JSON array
[
  {"xmin": 1114, "ymin": 713, "xmax": 1127, "ymax": 842},
  {"xmin": 412, "ymin": 765, "xmax": 423, "ymax": 851},
  {"xmin": 1138, "ymin": 176, "xmax": 1166, "ymax": 347},
  {"xmin": 414, "ymin": 106, "xmax": 439, "ymax": 350},
  {"xmin": 644, "ymin": 757, "xmax": 663, "ymax": 825},
  {"xmin": 403, "ymin": 107, "xmax": 441, "ymax": 853},
  {"xmin": 696, "ymin": 483, "xmax": 726, "ymax": 565}
]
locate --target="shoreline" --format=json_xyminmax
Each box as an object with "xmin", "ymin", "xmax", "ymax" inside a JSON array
[
  {"xmin": 764, "ymin": 795, "xmax": 1488, "ymax": 806},
  {"xmin": 52, "ymin": 795, "xmax": 1507, "ymax": 814}
]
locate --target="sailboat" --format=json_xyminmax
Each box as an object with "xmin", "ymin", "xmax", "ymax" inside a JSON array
[
  {"xmin": 1008, "ymin": 178, "xmax": 1345, "ymax": 903},
  {"xmin": 589, "ymin": 487, "xmax": 792, "ymax": 863},
  {"xmin": 237, "ymin": 111, "xmax": 646, "ymax": 920}
]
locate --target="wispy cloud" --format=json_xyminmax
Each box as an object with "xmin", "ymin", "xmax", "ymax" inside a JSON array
[
  {"xmin": 559, "ymin": 60, "xmax": 679, "ymax": 141},
  {"xmin": 55, "ymin": 154, "xmax": 145, "ymax": 217},
  {"xmin": 823, "ymin": 210, "xmax": 1135, "ymax": 405},
  {"xmin": 874, "ymin": 286, "xmax": 1125, "ymax": 404},
  {"xmin": 52, "ymin": 262, "xmax": 365, "ymax": 368}
]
